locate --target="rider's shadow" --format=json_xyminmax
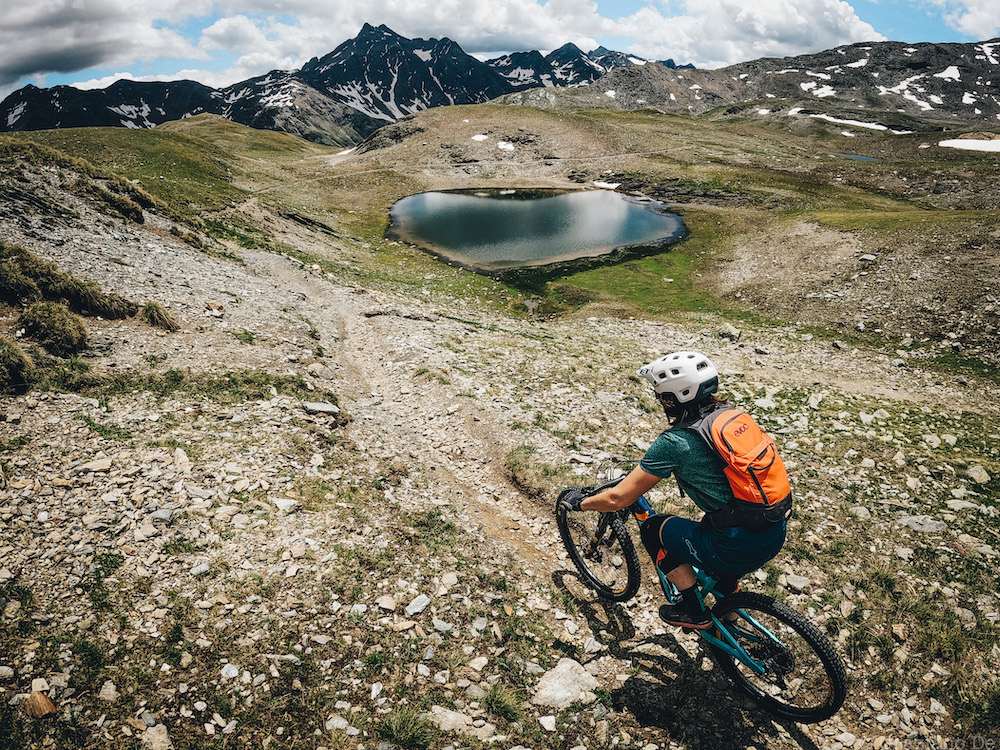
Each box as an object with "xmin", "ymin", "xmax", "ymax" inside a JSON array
[{"xmin": 551, "ymin": 570, "xmax": 823, "ymax": 750}]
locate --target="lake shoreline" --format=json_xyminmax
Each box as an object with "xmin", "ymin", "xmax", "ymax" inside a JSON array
[{"xmin": 387, "ymin": 187, "xmax": 686, "ymax": 276}]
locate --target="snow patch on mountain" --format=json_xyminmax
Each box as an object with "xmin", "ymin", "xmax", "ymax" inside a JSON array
[
  {"xmin": 109, "ymin": 101, "xmax": 154, "ymax": 128},
  {"xmin": 6, "ymin": 102, "xmax": 25, "ymax": 128},
  {"xmin": 939, "ymin": 138, "xmax": 1000, "ymax": 152},
  {"xmin": 332, "ymin": 83, "xmax": 398, "ymax": 122},
  {"xmin": 978, "ymin": 42, "xmax": 1000, "ymax": 64}
]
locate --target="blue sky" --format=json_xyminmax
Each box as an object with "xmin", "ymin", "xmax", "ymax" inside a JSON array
[{"xmin": 1, "ymin": 0, "xmax": 996, "ymax": 100}]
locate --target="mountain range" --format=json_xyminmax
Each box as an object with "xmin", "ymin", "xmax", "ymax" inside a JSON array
[
  {"xmin": 0, "ymin": 24, "xmax": 665, "ymax": 146},
  {"xmin": 506, "ymin": 38, "xmax": 1000, "ymax": 129},
  {"xmin": 2, "ymin": 24, "xmax": 998, "ymax": 147}
]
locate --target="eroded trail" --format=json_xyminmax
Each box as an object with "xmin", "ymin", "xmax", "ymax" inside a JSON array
[{"xmin": 255, "ymin": 254, "xmax": 568, "ymax": 578}]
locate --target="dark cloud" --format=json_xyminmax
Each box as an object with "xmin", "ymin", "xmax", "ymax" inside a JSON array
[{"xmin": 0, "ymin": 42, "xmax": 120, "ymax": 87}]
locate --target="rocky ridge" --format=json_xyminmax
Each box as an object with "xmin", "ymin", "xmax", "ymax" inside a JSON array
[
  {"xmin": 1, "ymin": 140, "xmax": 999, "ymax": 749},
  {"xmin": 502, "ymin": 39, "xmax": 1000, "ymax": 126}
]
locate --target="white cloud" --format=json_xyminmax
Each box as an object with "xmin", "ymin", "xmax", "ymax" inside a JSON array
[
  {"xmin": 613, "ymin": 0, "xmax": 885, "ymax": 68},
  {"xmin": 926, "ymin": 0, "xmax": 1000, "ymax": 38},
  {"xmin": 0, "ymin": 0, "xmax": 967, "ymax": 102},
  {"xmin": 0, "ymin": 1, "xmax": 209, "ymax": 89},
  {"xmin": 199, "ymin": 15, "xmax": 271, "ymax": 52}
]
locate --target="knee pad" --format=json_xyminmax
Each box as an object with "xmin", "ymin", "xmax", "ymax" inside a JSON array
[{"xmin": 639, "ymin": 513, "xmax": 673, "ymax": 560}]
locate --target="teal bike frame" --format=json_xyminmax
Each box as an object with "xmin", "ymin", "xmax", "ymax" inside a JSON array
[{"xmin": 656, "ymin": 562, "xmax": 773, "ymax": 676}]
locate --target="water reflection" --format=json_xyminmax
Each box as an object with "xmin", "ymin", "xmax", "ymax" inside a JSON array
[{"xmin": 388, "ymin": 189, "xmax": 684, "ymax": 273}]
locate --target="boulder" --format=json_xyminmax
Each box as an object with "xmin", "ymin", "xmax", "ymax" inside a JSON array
[{"xmin": 531, "ymin": 658, "xmax": 598, "ymax": 709}]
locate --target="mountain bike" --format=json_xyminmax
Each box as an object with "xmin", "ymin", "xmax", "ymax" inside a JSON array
[{"xmin": 555, "ymin": 457, "xmax": 848, "ymax": 724}]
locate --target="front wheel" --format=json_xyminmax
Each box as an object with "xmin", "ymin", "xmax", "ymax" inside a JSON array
[
  {"xmin": 556, "ymin": 500, "xmax": 641, "ymax": 602},
  {"xmin": 709, "ymin": 591, "xmax": 848, "ymax": 723}
]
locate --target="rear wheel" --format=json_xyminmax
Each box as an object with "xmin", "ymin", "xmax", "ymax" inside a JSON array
[
  {"xmin": 709, "ymin": 591, "xmax": 848, "ymax": 723},
  {"xmin": 556, "ymin": 501, "xmax": 641, "ymax": 602}
]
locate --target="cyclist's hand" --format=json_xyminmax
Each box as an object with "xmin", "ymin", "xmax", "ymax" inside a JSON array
[{"xmin": 558, "ymin": 487, "xmax": 588, "ymax": 512}]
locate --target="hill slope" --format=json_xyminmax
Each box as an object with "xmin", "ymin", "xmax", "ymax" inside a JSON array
[{"xmin": 1, "ymin": 113, "xmax": 999, "ymax": 748}]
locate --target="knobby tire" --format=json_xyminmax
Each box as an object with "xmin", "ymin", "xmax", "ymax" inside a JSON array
[
  {"xmin": 556, "ymin": 503, "xmax": 641, "ymax": 602},
  {"xmin": 709, "ymin": 591, "xmax": 848, "ymax": 723}
]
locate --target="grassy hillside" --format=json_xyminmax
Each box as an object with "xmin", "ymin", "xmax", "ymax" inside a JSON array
[
  {"xmin": 2, "ymin": 105, "xmax": 1000, "ymax": 748},
  {"xmin": 8, "ymin": 109, "xmax": 998, "ymax": 375}
]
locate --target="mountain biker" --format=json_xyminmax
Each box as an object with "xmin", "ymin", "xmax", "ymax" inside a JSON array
[{"xmin": 560, "ymin": 351, "xmax": 788, "ymax": 629}]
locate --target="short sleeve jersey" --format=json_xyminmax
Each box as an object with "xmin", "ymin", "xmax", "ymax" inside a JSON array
[{"xmin": 639, "ymin": 423, "xmax": 735, "ymax": 514}]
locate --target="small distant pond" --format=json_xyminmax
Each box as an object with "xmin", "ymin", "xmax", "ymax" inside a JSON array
[
  {"xmin": 831, "ymin": 153, "xmax": 880, "ymax": 162},
  {"xmin": 387, "ymin": 188, "xmax": 685, "ymax": 275}
]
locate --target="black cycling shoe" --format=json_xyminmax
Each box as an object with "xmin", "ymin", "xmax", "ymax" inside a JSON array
[{"xmin": 659, "ymin": 603, "xmax": 712, "ymax": 630}]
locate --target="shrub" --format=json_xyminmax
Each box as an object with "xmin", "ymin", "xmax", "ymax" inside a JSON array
[
  {"xmin": 0, "ymin": 336, "xmax": 34, "ymax": 394},
  {"xmin": 376, "ymin": 710, "xmax": 437, "ymax": 750},
  {"xmin": 17, "ymin": 301, "xmax": 88, "ymax": 356},
  {"xmin": 0, "ymin": 259, "xmax": 41, "ymax": 305},
  {"xmin": 51, "ymin": 276, "xmax": 137, "ymax": 319},
  {"xmin": 141, "ymin": 301, "xmax": 180, "ymax": 332},
  {"xmin": 483, "ymin": 684, "xmax": 522, "ymax": 722},
  {"xmin": 0, "ymin": 240, "xmax": 137, "ymax": 318}
]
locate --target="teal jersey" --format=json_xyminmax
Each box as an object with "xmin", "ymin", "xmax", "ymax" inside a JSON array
[{"xmin": 639, "ymin": 424, "xmax": 735, "ymax": 514}]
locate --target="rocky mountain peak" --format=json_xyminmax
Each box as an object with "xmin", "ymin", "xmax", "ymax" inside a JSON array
[{"xmin": 2, "ymin": 29, "xmax": 998, "ymax": 148}]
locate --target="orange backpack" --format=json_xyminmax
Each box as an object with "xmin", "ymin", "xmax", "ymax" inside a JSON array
[{"xmin": 688, "ymin": 405, "xmax": 793, "ymax": 530}]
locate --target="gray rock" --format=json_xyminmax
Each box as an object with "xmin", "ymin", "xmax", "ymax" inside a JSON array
[
  {"xmin": 302, "ymin": 401, "xmax": 340, "ymax": 415},
  {"xmin": 718, "ymin": 322, "xmax": 742, "ymax": 341},
  {"xmin": 532, "ymin": 658, "xmax": 599, "ymax": 708},
  {"xmin": 271, "ymin": 497, "xmax": 300, "ymax": 513},
  {"xmin": 405, "ymin": 594, "xmax": 431, "ymax": 616},
  {"xmin": 899, "ymin": 515, "xmax": 947, "ymax": 533},
  {"xmin": 98, "ymin": 680, "xmax": 120, "ymax": 702},
  {"xmin": 141, "ymin": 726, "xmax": 172, "ymax": 750},
  {"xmin": 786, "ymin": 574, "xmax": 811, "ymax": 593},
  {"xmin": 968, "ymin": 465, "xmax": 991, "ymax": 484}
]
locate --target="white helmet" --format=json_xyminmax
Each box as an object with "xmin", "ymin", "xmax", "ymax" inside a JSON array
[{"xmin": 637, "ymin": 351, "xmax": 719, "ymax": 404}]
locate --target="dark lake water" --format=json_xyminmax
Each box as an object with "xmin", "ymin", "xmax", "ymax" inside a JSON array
[
  {"xmin": 388, "ymin": 189, "xmax": 685, "ymax": 273},
  {"xmin": 831, "ymin": 152, "xmax": 880, "ymax": 162}
]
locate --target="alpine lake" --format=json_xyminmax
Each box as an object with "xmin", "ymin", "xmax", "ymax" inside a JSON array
[{"xmin": 387, "ymin": 188, "xmax": 686, "ymax": 281}]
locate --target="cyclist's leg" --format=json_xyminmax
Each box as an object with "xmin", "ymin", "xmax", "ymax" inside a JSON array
[
  {"xmin": 706, "ymin": 522, "xmax": 787, "ymax": 619},
  {"xmin": 641, "ymin": 515, "xmax": 712, "ymax": 628},
  {"xmin": 639, "ymin": 515, "xmax": 697, "ymax": 585}
]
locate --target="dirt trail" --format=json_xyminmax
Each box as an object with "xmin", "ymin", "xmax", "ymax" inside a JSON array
[{"xmin": 257, "ymin": 253, "xmax": 565, "ymax": 576}]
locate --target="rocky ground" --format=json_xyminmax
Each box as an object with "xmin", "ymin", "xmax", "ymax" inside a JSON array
[{"xmin": 1, "ymin": 131, "xmax": 999, "ymax": 750}]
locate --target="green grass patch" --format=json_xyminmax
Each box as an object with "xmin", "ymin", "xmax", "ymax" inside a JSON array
[
  {"xmin": 229, "ymin": 328, "xmax": 256, "ymax": 344},
  {"xmin": 85, "ymin": 552, "xmax": 124, "ymax": 614},
  {"xmin": 483, "ymin": 684, "xmax": 522, "ymax": 723},
  {"xmin": 141, "ymin": 301, "xmax": 180, "ymax": 331},
  {"xmin": 1, "ymin": 240, "xmax": 138, "ymax": 318},
  {"xmin": 376, "ymin": 710, "xmax": 438, "ymax": 749},
  {"xmin": 17, "ymin": 301, "xmax": 88, "ymax": 356},
  {"xmin": 205, "ymin": 217, "xmax": 272, "ymax": 250},
  {"xmin": 407, "ymin": 507, "xmax": 458, "ymax": 553},
  {"xmin": 0, "ymin": 336, "xmax": 34, "ymax": 395},
  {"xmin": 77, "ymin": 414, "xmax": 132, "ymax": 441},
  {"xmin": 8, "ymin": 126, "xmax": 246, "ymax": 217},
  {"xmin": 930, "ymin": 350, "xmax": 1000, "ymax": 385},
  {"xmin": 504, "ymin": 444, "xmax": 574, "ymax": 499}
]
